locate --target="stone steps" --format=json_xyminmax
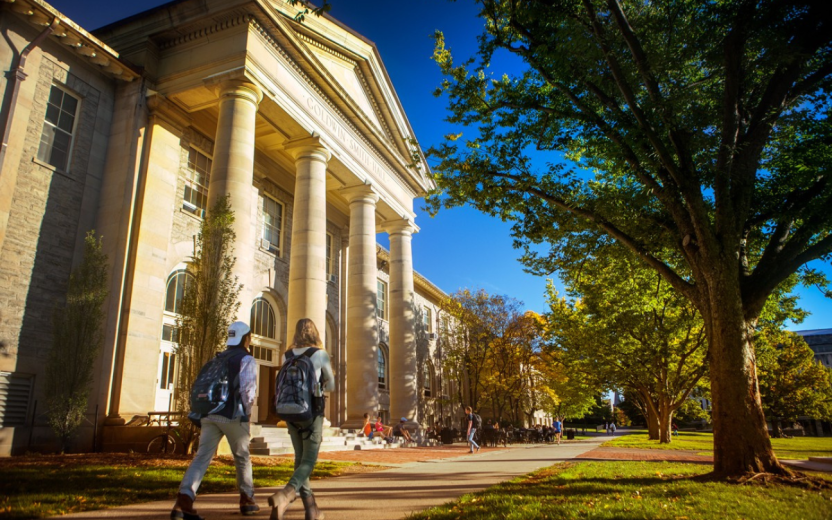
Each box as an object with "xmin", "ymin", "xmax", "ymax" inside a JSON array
[{"xmin": 249, "ymin": 425, "xmax": 402, "ymax": 456}]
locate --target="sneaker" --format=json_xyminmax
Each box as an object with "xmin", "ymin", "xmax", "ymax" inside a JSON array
[
  {"xmin": 240, "ymin": 493, "xmax": 260, "ymax": 516},
  {"xmin": 476, "ymin": 446, "xmax": 480, "ymax": 452}
]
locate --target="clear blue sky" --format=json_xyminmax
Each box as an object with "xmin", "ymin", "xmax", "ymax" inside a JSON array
[{"xmin": 49, "ymin": 0, "xmax": 831, "ymax": 331}]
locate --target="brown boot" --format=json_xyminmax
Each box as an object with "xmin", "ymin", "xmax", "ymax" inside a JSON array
[
  {"xmin": 301, "ymin": 495, "xmax": 325, "ymax": 520},
  {"xmin": 240, "ymin": 492, "xmax": 260, "ymax": 516},
  {"xmin": 170, "ymin": 493, "xmax": 205, "ymax": 520},
  {"xmin": 267, "ymin": 486, "xmax": 297, "ymax": 520}
]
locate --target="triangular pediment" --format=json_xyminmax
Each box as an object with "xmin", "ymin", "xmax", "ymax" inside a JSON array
[{"xmin": 304, "ymin": 43, "xmax": 386, "ymax": 133}]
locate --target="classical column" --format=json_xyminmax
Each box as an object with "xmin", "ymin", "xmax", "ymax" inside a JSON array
[
  {"xmin": 206, "ymin": 79, "xmax": 263, "ymax": 318},
  {"xmin": 385, "ymin": 219, "xmax": 418, "ymax": 425},
  {"xmin": 284, "ymin": 136, "xmax": 331, "ymax": 339},
  {"xmin": 341, "ymin": 185, "xmax": 380, "ymax": 427}
]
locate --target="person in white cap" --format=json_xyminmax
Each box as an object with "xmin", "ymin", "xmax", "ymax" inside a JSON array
[{"xmin": 171, "ymin": 321, "xmax": 260, "ymax": 520}]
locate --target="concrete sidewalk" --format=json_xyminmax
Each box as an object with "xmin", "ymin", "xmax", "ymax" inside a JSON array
[{"xmin": 61, "ymin": 441, "xmax": 602, "ymax": 520}]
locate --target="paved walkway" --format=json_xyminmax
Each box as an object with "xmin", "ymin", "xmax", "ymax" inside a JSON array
[{"xmin": 61, "ymin": 441, "xmax": 603, "ymax": 520}]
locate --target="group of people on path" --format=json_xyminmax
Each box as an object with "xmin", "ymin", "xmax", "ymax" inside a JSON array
[{"xmin": 170, "ymin": 318, "xmax": 334, "ymax": 520}]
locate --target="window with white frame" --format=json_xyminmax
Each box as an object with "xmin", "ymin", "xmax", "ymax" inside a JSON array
[
  {"xmin": 251, "ymin": 298, "xmax": 276, "ymax": 339},
  {"xmin": 250, "ymin": 296, "xmax": 279, "ymax": 364},
  {"xmin": 378, "ymin": 345, "xmax": 388, "ymax": 389},
  {"xmin": 376, "ymin": 280, "xmax": 388, "ymax": 320},
  {"xmin": 423, "ymin": 306, "xmax": 432, "ymax": 333},
  {"xmin": 37, "ymin": 85, "xmax": 79, "ymax": 171},
  {"xmin": 262, "ymin": 196, "xmax": 283, "ymax": 254},
  {"xmin": 183, "ymin": 148, "xmax": 211, "ymax": 216},
  {"xmin": 165, "ymin": 270, "xmax": 193, "ymax": 314},
  {"xmin": 423, "ymin": 363, "xmax": 433, "ymax": 397}
]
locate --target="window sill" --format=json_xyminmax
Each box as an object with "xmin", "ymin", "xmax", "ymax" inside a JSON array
[
  {"xmin": 180, "ymin": 207, "xmax": 203, "ymax": 222},
  {"xmin": 32, "ymin": 157, "xmax": 73, "ymax": 179},
  {"xmin": 259, "ymin": 245, "xmax": 281, "ymax": 258}
]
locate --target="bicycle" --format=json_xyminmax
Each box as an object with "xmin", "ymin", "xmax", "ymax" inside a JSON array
[{"xmin": 145, "ymin": 411, "xmax": 200, "ymax": 454}]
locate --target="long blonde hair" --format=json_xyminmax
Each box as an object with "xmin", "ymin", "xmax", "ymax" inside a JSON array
[{"xmin": 291, "ymin": 318, "xmax": 322, "ymax": 348}]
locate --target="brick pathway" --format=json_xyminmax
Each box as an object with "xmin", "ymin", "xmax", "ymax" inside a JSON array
[{"xmin": 577, "ymin": 446, "xmax": 713, "ymax": 463}]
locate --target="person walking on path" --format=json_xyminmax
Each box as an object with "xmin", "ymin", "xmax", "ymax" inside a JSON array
[
  {"xmin": 268, "ymin": 319, "xmax": 335, "ymax": 520},
  {"xmin": 465, "ymin": 406, "xmax": 480, "ymax": 453},
  {"xmin": 553, "ymin": 417, "xmax": 563, "ymax": 445},
  {"xmin": 170, "ymin": 321, "xmax": 260, "ymax": 520}
]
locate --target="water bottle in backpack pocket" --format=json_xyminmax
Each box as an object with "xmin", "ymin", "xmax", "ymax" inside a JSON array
[{"xmin": 273, "ymin": 347, "xmax": 324, "ymax": 422}]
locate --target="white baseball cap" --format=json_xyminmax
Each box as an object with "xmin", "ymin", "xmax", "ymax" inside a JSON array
[{"xmin": 227, "ymin": 321, "xmax": 251, "ymax": 346}]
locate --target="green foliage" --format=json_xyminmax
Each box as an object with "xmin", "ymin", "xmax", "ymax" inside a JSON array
[
  {"xmin": 409, "ymin": 461, "xmax": 832, "ymax": 520},
  {"xmin": 543, "ymin": 244, "xmax": 708, "ymax": 442},
  {"xmin": 428, "ymin": 1, "xmax": 832, "ymax": 471},
  {"xmin": 756, "ymin": 330, "xmax": 832, "ymax": 430},
  {"xmin": 173, "ymin": 196, "xmax": 242, "ymax": 445},
  {"xmin": 46, "ymin": 231, "xmax": 109, "ymax": 453},
  {"xmin": 286, "ymin": 0, "xmax": 331, "ymax": 22}
]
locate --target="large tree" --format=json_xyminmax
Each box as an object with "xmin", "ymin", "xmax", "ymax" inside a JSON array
[{"xmin": 428, "ymin": 0, "xmax": 832, "ymax": 477}]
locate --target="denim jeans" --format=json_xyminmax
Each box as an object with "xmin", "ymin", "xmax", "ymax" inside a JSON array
[
  {"xmin": 179, "ymin": 417, "xmax": 254, "ymax": 499},
  {"xmin": 287, "ymin": 415, "xmax": 324, "ymax": 498},
  {"xmin": 468, "ymin": 428, "xmax": 479, "ymax": 451}
]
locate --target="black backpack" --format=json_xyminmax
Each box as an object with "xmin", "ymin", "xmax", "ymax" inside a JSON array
[
  {"xmin": 274, "ymin": 348, "xmax": 324, "ymax": 424},
  {"xmin": 190, "ymin": 349, "xmax": 243, "ymax": 416}
]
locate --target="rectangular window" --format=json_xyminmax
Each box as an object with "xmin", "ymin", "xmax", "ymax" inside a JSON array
[
  {"xmin": 376, "ymin": 280, "xmax": 388, "ymax": 320},
  {"xmin": 262, "ymin": 196, "xmax": 283, "ymax": 254},
  {"xmin": 252, "ymin": 345, "xmax": 274, "ymax": 363},
  {"xmin": 159, "ymin": 352, "xmax": 176, "ymax": 390},
  {"xmin": 325, "ymin": 233, "xmax": 333, "ymax": 277},
  {"xmin": 37, "ymin": 85, "xmax": 79, "ymax": 171},
  {"xmin": 423, "ymin": 306, "xmax": 432, "ymax": 333},
  {"xmin": 183, "ymin": 149, "xmax": 211, "ymax": 215}
]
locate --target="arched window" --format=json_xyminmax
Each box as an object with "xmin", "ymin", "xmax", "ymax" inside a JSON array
[
  {"xmin": 423, "ymin": 362, "xmax": 433, "ymax": 397},
  {"xmin": 250, "ymin": 298, "xmax": 276, "ymax": 339},
  {"xmin": 164, "ymin": 270, "xmax": 193, "ymax": 314},
  {"xmin": 378, "ymin": 345, "xmax": 388, "ymax": 389}
]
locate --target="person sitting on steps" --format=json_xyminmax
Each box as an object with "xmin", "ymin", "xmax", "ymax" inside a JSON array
[{"xmin": 392, "ymin": 417, "xmax": 413, "ymax": 442}]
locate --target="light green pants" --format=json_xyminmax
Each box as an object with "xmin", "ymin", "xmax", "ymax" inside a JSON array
[{"xmin": 286, "ymin": 415, "xmax": 323, "ymax": 497}]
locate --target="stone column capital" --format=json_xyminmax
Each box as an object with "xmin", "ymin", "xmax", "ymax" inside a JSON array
[
  {"xmin": 284, "ymin": 135, "xmax": 332, "ymax": 164},
  {"xmin": 215, "ymin": 79, "xmax": 264, "ymax": 107},
  {"xmin": 383, "ymin": 218, "xmax": 418, "ymax": 236},
  {"xmin": 340, "ymin": 184, "xmax": 379, "ymax": 205}
]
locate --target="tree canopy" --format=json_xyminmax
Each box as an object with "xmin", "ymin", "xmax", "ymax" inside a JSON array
[{"xmin": 428, "ymin": 0, "xmax": 832, "ymax": 477}]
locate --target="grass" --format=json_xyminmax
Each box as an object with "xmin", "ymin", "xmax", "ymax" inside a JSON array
[
  {"xmin": 408, "ymin": 460, "xmax": 832, "ymax": 520},
  {"xmin": 602, "ymin": 431, "xmax": 832, "ymax": 460},
  {"xmin": 0, "ymin": 453, "xmax": 368, "ymax": 520}
]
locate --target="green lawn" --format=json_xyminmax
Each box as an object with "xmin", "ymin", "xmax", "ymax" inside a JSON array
[
  {"xmin": 409, "ymin": 461, "xmax": 832, "ymax": 520},
  {"xmin": 0, "ymin": 453, "xmax": 364, "ymax": 520},
  {"xmin": 603, "ymin": 431, "xmax": 832, "ymax": 460}
]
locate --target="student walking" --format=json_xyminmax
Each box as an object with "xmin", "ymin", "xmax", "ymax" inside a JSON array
[
  {"xmin": 553, "ymin": 417, "xmax": 563, "ymax": 445},
  {"xmin": 465, "ymin": 406, "xmax": 480, "ymax": 453},
  {"xmin": 268, "ymin": 319, "xmax": 335, "ymax": 520},
  {"xmin": 170, "ymin": 321, "xmax": 259, "ymax": 520}
]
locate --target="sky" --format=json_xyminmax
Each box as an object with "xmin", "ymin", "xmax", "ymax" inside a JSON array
[{"xmin": 47, "ymin": 0, "xmax": 832, "ymax": 331}]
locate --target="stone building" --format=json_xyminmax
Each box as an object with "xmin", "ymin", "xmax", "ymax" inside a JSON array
[{"xmin": 0, "ymin": 0, "xmax": 451, "ymax": 455}]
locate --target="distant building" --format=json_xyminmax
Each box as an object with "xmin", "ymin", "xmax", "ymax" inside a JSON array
[{"xmin": 795, "ymin": 329, "xmax": 832, "ymax": 368}]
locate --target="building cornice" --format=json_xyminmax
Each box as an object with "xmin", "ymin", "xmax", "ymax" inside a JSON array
[{"xmin": 3, "ymin": 0, "xmax": 140, "ymax": 81}]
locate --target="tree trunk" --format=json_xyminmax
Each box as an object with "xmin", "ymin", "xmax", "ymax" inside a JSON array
[
  {"xmin": 646, "ymin": 407, "xmax": 660, "ymax": 440},
  {"xmin": 770, "ymin": 418, "xmax": 782, "ymax": 439},
  {"xmin": 705, "ymin": 279, "xmax": 786, "ymax": 477},
  {"xmin": 658, "ymin": 404, "xmax": 672, "ymax": 444}
]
